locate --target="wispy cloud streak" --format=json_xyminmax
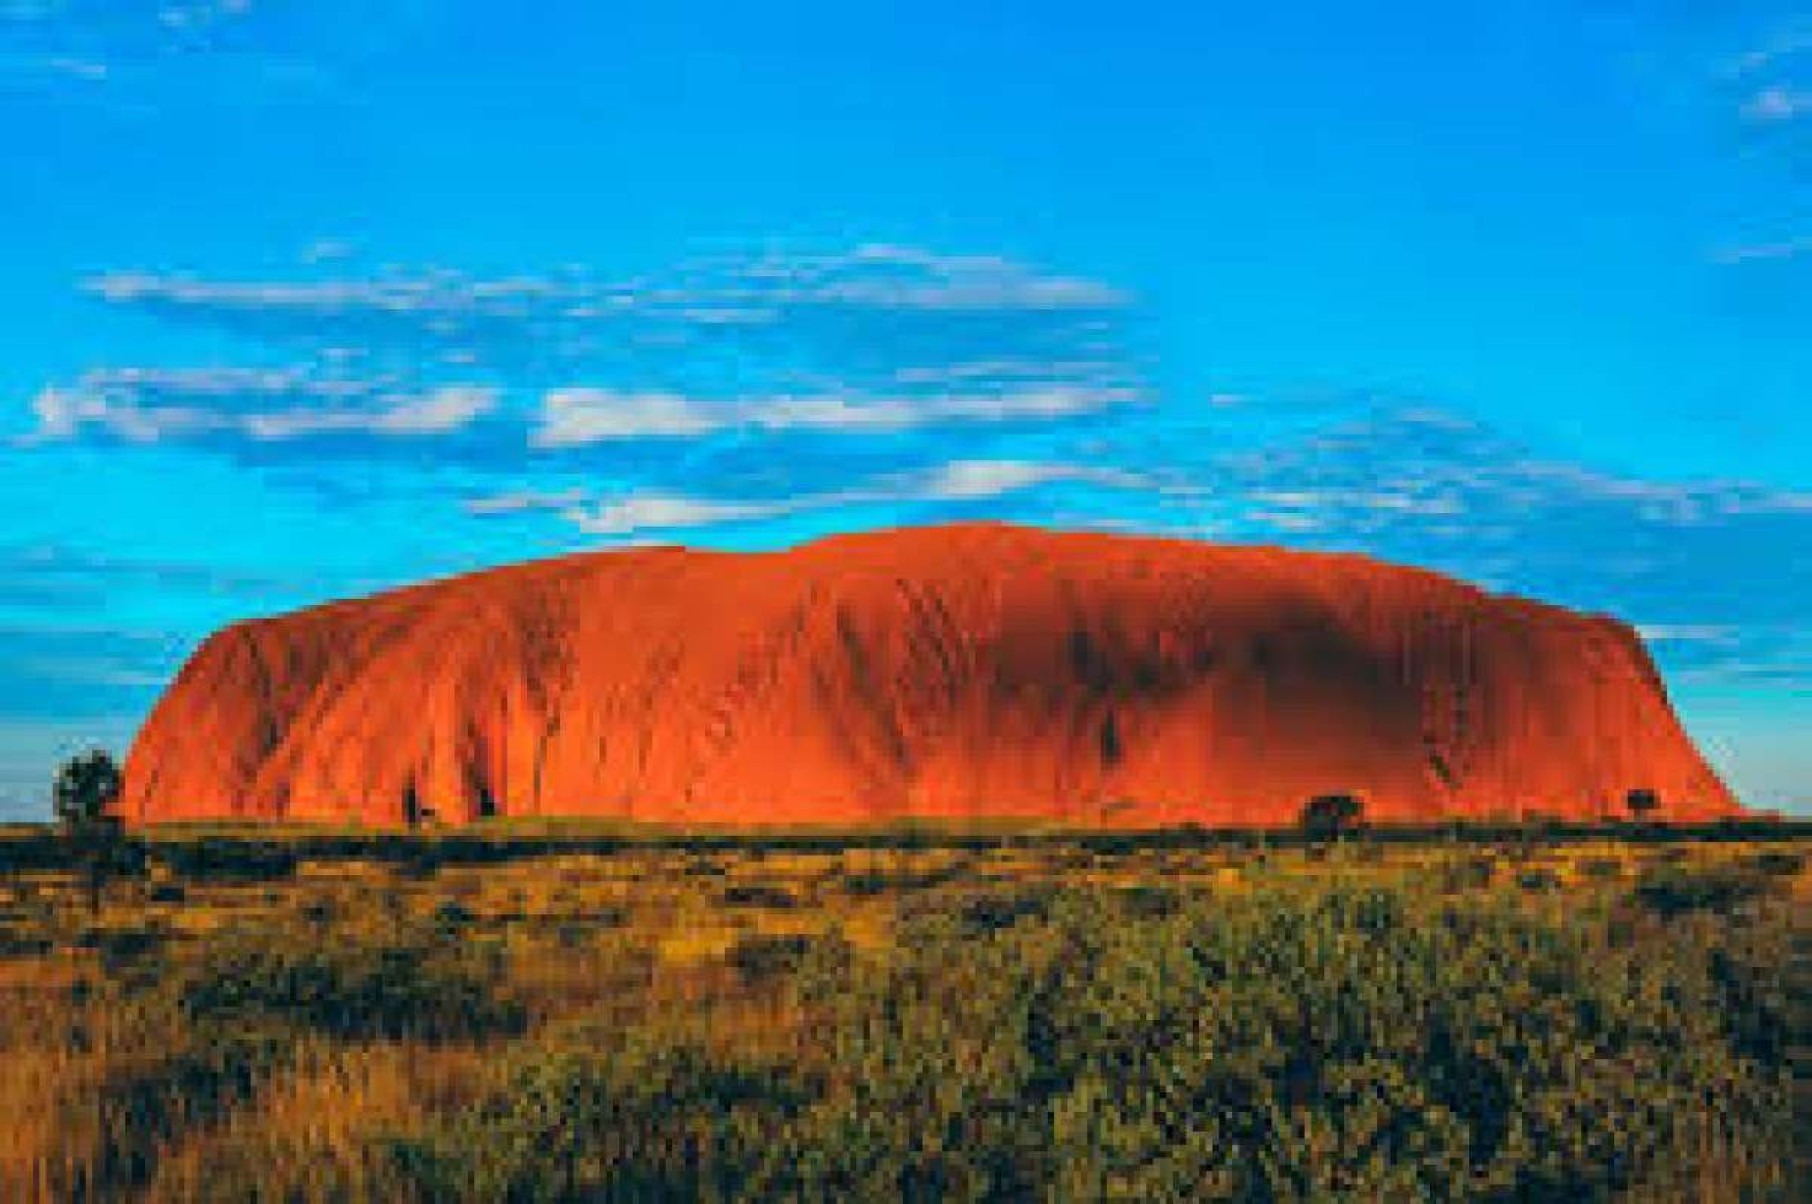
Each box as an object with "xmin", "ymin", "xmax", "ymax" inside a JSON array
[
  {"xmin": 28, "ymin": 246, "xmax": 1144, "ymax": 467},
  {"xmin": 472, "ymin": 458, "xmax": 1151, "ymax": 537},
  {"xmin": 531, "ymin": 384, "xmax": 1140, "ymax": 446},
  {"xmin": 26, "ymin": 373, "xmax": 496, "ymax": 444}
]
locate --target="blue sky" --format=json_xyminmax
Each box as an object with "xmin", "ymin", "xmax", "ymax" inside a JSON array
[{"xmin": 1, "ymin": 1, "xmax": 1808, "ymax": 818}]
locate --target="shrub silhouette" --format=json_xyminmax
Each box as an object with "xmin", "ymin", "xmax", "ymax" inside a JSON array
[
  {"xmin": 1577, "ymin": 856, "xmax": 1622, "ymax": 880},
  {"xmin": 729, "ymin": 934, "xmax": 809, "ymax": 983},
  {"xmin": 1300, "ymin": 792, "xmax": 1365, "ymax": 839},
  {"xmin": 1626, "ymin": 787, "xmax": 1661, "ymax": 822},
  {"xmin": 52, "ymin": 749, "xmax": 135, "ymax": 913},
  {"xmin": 53, "ymin": 748, "xmax": 121, "ymax": 828},
  {"xmin": 1632, "ymin": 863, "xmax": 1776, "ymax": 919},
  {"xmin": 1745, "ymin": 850, "xmax": 1803, "ymax": 877},
  {"xmin": 719, "ymin": 883, "xmax": 798, "ymax": 909},
  {"xmin": 1515, "ymin": 867, "xmax": 1561, "ymax": 892}
]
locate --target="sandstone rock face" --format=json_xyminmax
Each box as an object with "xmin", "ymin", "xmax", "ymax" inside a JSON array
[{"xmin": 122, "ymin": 524, "xmax": 1738, "ymax": 827}]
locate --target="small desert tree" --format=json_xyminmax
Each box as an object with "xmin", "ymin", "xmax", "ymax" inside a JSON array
[
  {"xmin": 52, "ymin": 748, "xmax": 125, "ymax": 914},
  {"xmin": 1299, "ymin": 792, "xmax": 1364, "ymax": 842},
  {"xmin": 1625, "ymin": 787, "xmax": 1661, "ymax": 825},
  {"xmin": 53, "ymin": 748, "xmax": 122, "ymax": 829}
]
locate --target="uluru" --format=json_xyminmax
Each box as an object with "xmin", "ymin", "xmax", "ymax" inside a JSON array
[{"xmin": 120, "ymin": 523, "xmax": 1737, "ymax": 828}]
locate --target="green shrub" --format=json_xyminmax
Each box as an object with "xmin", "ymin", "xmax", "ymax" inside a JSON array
[
  {"xmin": 0, "ymin": 930, "xmax": 53, "ymax": 958},
  {"xmin": 175, "ymin": 920, "xmax": 524, "ymax": 1041},
  {"xmin": 39, "ymin": 998, "xmax": 285, "ymax": 1199},
  {"xmin": 432, "ymin": 899, "xmax": 477, "ymax": 929},
  {"xmin": 1029, "ymin": 888, "xmax": 1780, "ymax": 1200},
  {"xmin": 838, "ymin": 865, "xmax": 964, "ymax": 896},
  {"xmin": 727, "ymin": 933, "xmax": 815, "ymax": 984},
  {"xmin": 1744, "ymin": 850, "xmax": 1803, "ymax": 877},
  {"xmin": 77, "ymin": 924, "xmax": 166, "ymax": 972},
  {"xmin": 1113, "ymin": 883, "xmax": 1181, "ymax": 919},
  {"xmin": 382, "ymin": 884, "xmax": 1787, "ymax": 1201},
  {"xmin": 1632, "ymin": 863, "xmax": 1776, "ymax": 918},
  {"xmin": 1441, "ymin": 855, "xmax": 1497, "ymax": 892},
  {"xmin": 1576, "ymin": 857, "xmax": 1622, "ymax": 880},
  {"xmin": 719, "ymin": 883, "xmax": 798, "ymax": 909},
  {"xmin": 1515, "ymin": 867, "xmax": 1560, "ymax": 892},
  {"xmin": 953, "ymin": 887, "xmax": 1053, "ymax": 932},
  {"xmin": 394, "ymin": 1041, "xmax": 815, "ymax": 1200}
]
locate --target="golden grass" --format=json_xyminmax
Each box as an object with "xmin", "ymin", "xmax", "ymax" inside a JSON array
[
  {"xmin": 0, "ymin": 832, "xmax": 1801, "ymax": 1201},
  {"xmin": 143, "ymin": 1041, "xmax": 491, "ymax": 1204}
]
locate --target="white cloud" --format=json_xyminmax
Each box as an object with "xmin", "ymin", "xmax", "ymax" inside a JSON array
[
  {"xmin": 6, "ymin": 0, "xmax": 259, "ymax": 89},
  {"xmin": 79, "ymin": 366, "xmax": 369, "ymax": 399},
  {"xmin": 462, "ymin": 487, "xmax": 588, "ymax": 517},
  {"xmin": 29, "ymin": 385, "xmax": 199, "ymax": 444},
  {"xmin": 14, "ymin": 655, "xmax": 168, "ymax": 689},
  {"xmin": 773, "ymin": 388, "xmax": 1137, "ymax": 431},
  {"xmin": 43, "ymin": 55, "xmax": 106, "ymax": 80},
  {"xmin": 26, "ymin": 378, "xmax": 495, "ymax": 444},
  {"xmin": 84, "ymin": 273, "xmax": 516, "ymax": 314},
  {"xmin": 1727, "ymin": 25, "xmax": 1812, "ymax": 76},
  {"xmin": 893, "ymin": 358, "xmax": 1118, "ymax": 385},
  {"xmin": 68, "ymin": 246, "xmax": 1140, "ymax": 468},
  {"xmin": 531, "ymin": 384, "xmax": 1137, "ymax": 447},
  {"xmin": 1714, "ymin": 233, "xmax": 1812, "ymax": 265},
  {"xmin": 301, "ymin": 238, "xmax": 355, "ymax": 265},
  {"xmin": 157, "ymin": 2, "xmax": 252, "ymax": 31},
  {"xmin": 727, "ymin": 243, "xmax": 1128, "ymax": 311},
  {"xmin": 1742, "ymin": 85, "xmax": 1811, "ymax": 123},
  {"xmin": 366, "ymin": 385, "xmax": 496, "ymax": 434},
  {"xmin": 920, "ymin": 458, "xmax": 1137, "ymax": 499},
  {"xmin": 1636, "ymin": 624, "xmax": 1738, "ymax": 644},
  {"xmin": 492, "ymin": 457, "xmax": 1152, "ymax": 537},
  {"xmin": 533, "ymin": 390, "xmax": 721, "ymax": 446},
  {"xmin": 1245, "ymin": 486, "xmax": 1464, "ymax": 519},
  {"xmin": 1232, "ymin": 409, "xmax": 1812, "ymax": 528},
  {"xmin": 82, "ymin": 246, "xmax": 1129, "ymax": 323},
  {"xmin": 239, "ymin": 385, "xmax": 495, "ymax": 439},
  {"xmin": 565, "ymin": 494, "xmax": 805, "ymax": 536}
]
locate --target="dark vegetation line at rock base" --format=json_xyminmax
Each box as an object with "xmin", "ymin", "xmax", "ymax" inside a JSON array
[{"xmin": 3, "ymin": 814, "xmax": 1807, "ymax": 877}]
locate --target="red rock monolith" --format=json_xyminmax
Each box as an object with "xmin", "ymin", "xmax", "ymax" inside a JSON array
[{"xmin": 121, "ymin": 523, "xmax": 1739, "ymax": 827}]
